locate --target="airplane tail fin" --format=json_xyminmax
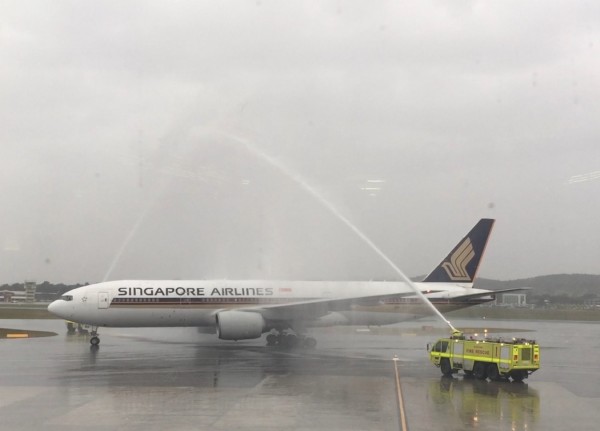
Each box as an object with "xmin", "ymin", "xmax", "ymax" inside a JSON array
[{"xmin": 422, "ymin": 219, "xmax": 495, "ymax": 284}]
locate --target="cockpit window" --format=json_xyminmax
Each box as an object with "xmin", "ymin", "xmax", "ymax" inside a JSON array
[{"xmin": 61, "ymin": 295, "xmax": 73, "ymax": 301}]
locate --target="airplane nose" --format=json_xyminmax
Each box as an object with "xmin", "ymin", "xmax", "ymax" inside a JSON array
[{"xmin": 48, "ymin": 300, "xmax": 65, "ymax": 318}]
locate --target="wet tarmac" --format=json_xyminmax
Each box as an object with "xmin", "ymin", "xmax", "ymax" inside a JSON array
[{"xmin": 0, "ymin": 318, "xmax": 599, "ymax": 430}]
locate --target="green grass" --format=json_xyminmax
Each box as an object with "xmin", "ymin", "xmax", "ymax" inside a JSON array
[
  {"xmin": 448, "ymin": 306, "xmax": 600, "ymax": 321},
  {"xmin": 0, "ymin": 304, "xmax": 56, "ymax": 319}
]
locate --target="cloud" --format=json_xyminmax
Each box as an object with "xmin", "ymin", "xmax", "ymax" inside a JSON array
[{"xmin": 1, "ymin": 1, "xmax": 599, "ymax": 282}]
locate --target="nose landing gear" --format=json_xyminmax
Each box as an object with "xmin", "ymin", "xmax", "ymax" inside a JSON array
[{"xmin": 89, "ymin": 327, "xmax": 100, "ymax": 347}]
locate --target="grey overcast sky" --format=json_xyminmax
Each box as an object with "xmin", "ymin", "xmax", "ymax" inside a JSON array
[{"xmin": 1, "ymin": 1, "xmax": 599, "ymax": 284}]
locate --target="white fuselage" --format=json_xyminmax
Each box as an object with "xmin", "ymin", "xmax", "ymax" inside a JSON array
[{"xmin": 48, "ymin": 280, "xmax": 494, "ymax": 329}]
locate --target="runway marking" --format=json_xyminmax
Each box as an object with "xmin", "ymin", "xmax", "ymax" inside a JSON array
[
  {"xmin": 392, "ymin": 355, "xmax": 409, "ymax": 431},
  {"xmin": 0, "ymin": 328, "xmax": 57, "ymax": 338}
]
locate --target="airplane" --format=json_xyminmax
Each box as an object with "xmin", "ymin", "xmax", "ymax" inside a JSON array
[{"xmin": 48, "ymin": 218, "xmax": 522, "ymax": 348}]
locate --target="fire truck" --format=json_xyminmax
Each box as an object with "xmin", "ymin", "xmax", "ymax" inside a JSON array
[{"xmin": 428, "ymin": 331, "xmax": 540, "ymax": 382}]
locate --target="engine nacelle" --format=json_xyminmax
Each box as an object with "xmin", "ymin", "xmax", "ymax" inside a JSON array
[{"xmin": 215, "ymin": 311, "xmax": 265, "ymax": 340}]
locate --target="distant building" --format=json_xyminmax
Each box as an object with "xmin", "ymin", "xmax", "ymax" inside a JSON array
[
  {"xmin": 24, "ymin": 281, "xmax": 37, "ymax": 303},
  {"xmin": 1, "ymin": 290, "xmax": 14, "ymax": 302},
  {"xmin": 0, "ymin": 290, "xmax": 27, "ymax": 302},
  {"xmin": 497, "ymin": 293, "xmax": 527, "ymax": 306}
]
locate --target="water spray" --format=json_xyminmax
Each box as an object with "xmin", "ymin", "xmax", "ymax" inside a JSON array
[
  {"xmin": 220, "ymin": 131, "xmax": 457, "ymax": 333},
  {"xmin": 102, "ymin": 126, "xmax": 456, "ymax": 332},
  {"xmin": 103, "ymin": 201, "xmax": 154, "ymax": 281}
]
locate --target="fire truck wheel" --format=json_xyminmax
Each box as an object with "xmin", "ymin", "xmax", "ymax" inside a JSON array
[
  {"xmin": 440, "ymin": 358, "xmax": 453, "ymax": 376},
  {"xmin": 473, "ymin": 362, "xmax": 487, "ymax": 380},
  {"xmin": 511, "ymin": 370, "xmax": 526, "ymax": 382},
  {"xmin": 487, "ymin": 363, "xmax": 500, "ymax": 381}
]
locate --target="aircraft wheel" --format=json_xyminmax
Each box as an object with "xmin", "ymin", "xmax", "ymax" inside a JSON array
[
  {"xmin": 440, "ymin": 358, "xmax": 453, "ymax": 376},
  {"xmin": 90, "ymin": 336, "xmax": 100, "ymax": 346},
  {"xmin": 303, "ymin": 337, "xmax": 317, "ymax": 349},
  {"xmin": 487, "ymin": 363, "xmax": 500, "ymax": 381},
  {"xmin": 266, "ymin": 334, "xmax": 278, "ymax": 346},
  {"xmin": 283, "ymin": 334, "xmax": 298, "ymax": 348},
  {"xmin": 473, "ymin": 362, "xmax": 487, "ymax": 380}
]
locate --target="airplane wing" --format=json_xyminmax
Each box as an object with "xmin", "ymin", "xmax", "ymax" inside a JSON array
[
  {"xmin": 236, "ymin": 291, "xmax": 423, "ymax": 321},
  {"xmin": 247, "ymin": 287, "xmax": 527, "ymax": 320},
  {"xmin": 442, "ymin": 287, "xmax": 530, "ymax": 303}
]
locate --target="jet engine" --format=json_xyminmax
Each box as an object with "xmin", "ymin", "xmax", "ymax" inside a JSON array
[{"xmin": 215, "ymin": 310, "xmax": 265, "ymax": 340}]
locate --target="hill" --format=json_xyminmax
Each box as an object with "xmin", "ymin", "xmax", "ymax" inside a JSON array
[{"xmin": 476, "ymin": 274, "xmax": 600, "ymax": 296}]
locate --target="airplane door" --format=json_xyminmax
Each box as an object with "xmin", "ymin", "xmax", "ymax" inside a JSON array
[{"xmin": 98, "ymin": 292, "xmax": 110, "ymax": 309}]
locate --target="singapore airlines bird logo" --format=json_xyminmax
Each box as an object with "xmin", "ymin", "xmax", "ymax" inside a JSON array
[{"xmin": 441, "ymin": 238, "xmax": 475, "ymax": 281}]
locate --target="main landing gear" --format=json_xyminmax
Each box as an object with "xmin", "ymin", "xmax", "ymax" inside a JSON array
[
  {"xmin": 89, "ymin": 327, "xmax": 100, "ymax": 347},
  {"xmin": 265, "ymin": 331, "xmax": 317, "ymax": 349}
]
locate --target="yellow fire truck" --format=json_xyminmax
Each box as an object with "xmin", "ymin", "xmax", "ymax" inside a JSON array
[{"xmin": 428, "ymin": 331, "xmax": 540, "ymax": 382}]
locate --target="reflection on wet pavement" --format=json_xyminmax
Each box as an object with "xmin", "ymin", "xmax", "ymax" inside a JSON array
[{"xmin": 0, "ymin": 319, "xmax": 598, "ymax": 430}]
